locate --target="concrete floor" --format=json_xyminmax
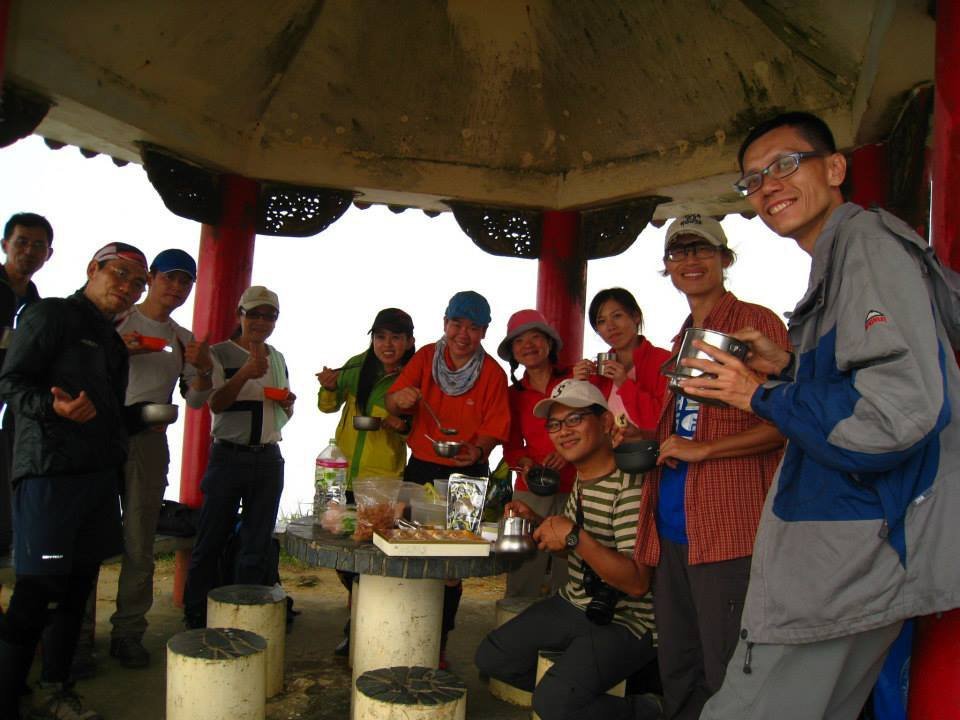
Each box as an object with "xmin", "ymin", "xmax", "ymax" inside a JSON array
[{"xmin": 3, "ymin": 561, "xmax": 530, "ymax": 720}]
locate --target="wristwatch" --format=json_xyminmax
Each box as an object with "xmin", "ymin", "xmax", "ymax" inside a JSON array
[{"xmin": 565, "ymin": 524, "xmax": 581, "ymax": 550}]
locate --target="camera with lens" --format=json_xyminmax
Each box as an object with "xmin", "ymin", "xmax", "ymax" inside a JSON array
[{"xmin": 581, "ymin": 562, "xmax": 622, "ymax": 626}]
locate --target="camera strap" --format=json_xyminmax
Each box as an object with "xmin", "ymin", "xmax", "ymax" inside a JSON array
[{"xmin": 575, "ymin": 479, "xmax": 584, "ymax": 527}]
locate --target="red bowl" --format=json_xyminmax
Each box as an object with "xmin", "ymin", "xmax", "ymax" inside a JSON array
[
  {"xmin": 263, "ymin": 387, "xmax": 290, "ymax": 401},
  {"xmin": 138, "ymin": 335, "xmax": 168, "ymax": 351}
]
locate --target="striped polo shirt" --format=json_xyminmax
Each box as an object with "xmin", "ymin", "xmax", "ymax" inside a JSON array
[{"xmin": 559, "ymin": 468, "xmax": 655, "ymax": 640}]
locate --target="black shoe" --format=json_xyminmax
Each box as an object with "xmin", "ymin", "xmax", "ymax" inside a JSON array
[
  {"xmin": 109, "ymin": 637, "xmax": 150, "ymax": 669},
  {"xmin": 30, "ymin": 684, "xmax": 102, "ymax": 720},
  {"xmin": 333, "ymin": 636, "xmax": 349, "ymax": 657}
]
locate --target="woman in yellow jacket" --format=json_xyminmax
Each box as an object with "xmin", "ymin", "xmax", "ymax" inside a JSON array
[
  {"xmin": 316, "ymin": 308, "xmax": 416, "ymax": 485},
  {"xmin": 316, "ymin": 308, "xmax": 415, "ymax": 656}
]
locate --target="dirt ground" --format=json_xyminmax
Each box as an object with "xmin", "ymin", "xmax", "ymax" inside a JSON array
[{"xmin": 1, "ymin": 555, "xmax": 530, "ymax": 719}]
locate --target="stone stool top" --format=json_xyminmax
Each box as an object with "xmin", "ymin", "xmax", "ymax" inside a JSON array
[
  {"xmin": 168, "ymin": 628, "xmax": 266, "ymax": 660},
  {"xmin": 208, "ymin": 584, "xmax": 286, "ymax": 605},
  {"xmin": 356, "ymin": 666, "xmax": 467, "ymax": 706}
]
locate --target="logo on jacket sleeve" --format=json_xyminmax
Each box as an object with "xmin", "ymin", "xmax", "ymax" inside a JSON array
[{"xmin": 865, "ymin": 309, "xmax": 888, "ymax": 331}]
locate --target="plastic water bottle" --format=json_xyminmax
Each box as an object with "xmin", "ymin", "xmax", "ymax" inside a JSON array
[{"xmin": 314, "ymin": 438, "xmax": 348, "ymax": 514}]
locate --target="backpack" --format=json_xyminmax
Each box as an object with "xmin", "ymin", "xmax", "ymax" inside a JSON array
[{"xmin": 875, "ymin": 208, "xmax": 960, "ymax": 351}]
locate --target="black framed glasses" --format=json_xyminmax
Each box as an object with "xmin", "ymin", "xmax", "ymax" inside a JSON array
[
  {"xmin": 665, "ymin": 242, "xmax": 718, "ymax": 263},
  {"xmin": 241, "ymin": 308, "xmax": 278, "ymax": 322},
  {"xmin": 734, "ymin": 151, "xmax": 824, "ymax": 197},
  {"xmin": 545, "ymin": 410, "xmax": 595, "ymax": 434}
]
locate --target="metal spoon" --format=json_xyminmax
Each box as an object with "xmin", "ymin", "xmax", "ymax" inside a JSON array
[{"xmin": 420, "ymin": 397, "xmax": 458, "ymax": 435}]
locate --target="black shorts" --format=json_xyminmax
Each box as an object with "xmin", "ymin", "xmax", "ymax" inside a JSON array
[{"xmin": 13, "ymin": 470, "xmax": 123, "ymax": 575}]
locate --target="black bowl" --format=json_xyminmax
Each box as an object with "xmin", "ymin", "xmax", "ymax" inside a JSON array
[
  {"xmin": 526, "ymin": 466, "xmax": 560, "ymax": 496},
  {"xmin": 614, "ymin": 440, "xmax": 659, "ymax": 474}
]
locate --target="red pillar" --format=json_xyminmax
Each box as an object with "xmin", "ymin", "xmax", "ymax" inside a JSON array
[
  {"xmin": 173, "ymin": 174, "xmax": 258, "ymax": 604},
  {"xmin": 909, "ymin": 4, "xmax": 960, "ymax": 718},
  {"xmin": 536, "ymin": 211, "xmax": 585, "ymax": 366},
  {"xmin": 848, "ymin": 142, "xmax": 888, "ymax": 209},
  {"xmin": 0, "ymin": 0, "xmax": 11, "ymax": 84}
]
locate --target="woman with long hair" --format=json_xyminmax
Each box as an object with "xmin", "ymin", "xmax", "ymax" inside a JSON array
[
  {"xmin": 317, "ymin": 307, "xmax": 416, "ymax": 483},
  {"xmin": 576, "ymin": 287, "xmax": 671, "ymax": 435}
]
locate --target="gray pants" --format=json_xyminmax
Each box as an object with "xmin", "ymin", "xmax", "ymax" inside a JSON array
[
  {"xmin": 700, "ymin": 621, "xmax": 902, "ymax": 720},
  {"xmin": 505, "ymin": 490, "xmax": 570, "ymax": 598},
  {"xmin": 655, "ymin": 538, "xmax": 751, "ymax": 720},
  {"xmin": 110, "ymin": 431, "xmax": 169, "ymax": 640}
]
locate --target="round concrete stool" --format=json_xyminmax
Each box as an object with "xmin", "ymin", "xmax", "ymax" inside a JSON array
[
  {"xmin": 208, "ymin": 584, "xmax": 287, "ymax": 698},
  {"xmin": 355, "ymin": 666, "xmax": 467, "ymax": 719},
  {"xmin": 167, "ymin": 627, "xmax": 266, "ymax": 720},
  {"xmin": 488, "ymin": 597, "xmax": 539, "ymax": 708}
]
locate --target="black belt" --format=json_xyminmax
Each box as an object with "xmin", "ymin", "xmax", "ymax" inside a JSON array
[{"xmin": 214, "ymin": 439, "xmax": 278, "ymax": 453}]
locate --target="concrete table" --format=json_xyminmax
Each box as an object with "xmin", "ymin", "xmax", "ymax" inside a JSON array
[{"xmin": 283, "ymin": 519, "xmax": 512, "ymax": 712}]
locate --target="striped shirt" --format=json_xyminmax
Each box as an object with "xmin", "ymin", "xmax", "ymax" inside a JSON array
[
  {"xmin": 559, "ymin": 469, "xmax": 654, "ymax": 639},
  {"xmin": 210, "ymin": 340, "xmax": 289, "ymax": 445}
]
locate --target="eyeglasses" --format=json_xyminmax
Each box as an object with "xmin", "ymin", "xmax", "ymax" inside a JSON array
[
  {"xmin": 545, "ymin": 410, "xmax": 595, "ymax": 434},
  {"xmin": 241, "ymin": 309, "xmax": 278, "ymax": 322},
  {"xmin": 11, "ymin": 237, "xmax": 50, "ymax": 252},
  {"xmin": 105, "ymin": 264, "xmax": 147, "ymax": 293},
  {"xmin": 734, "ymin": 151, "xmax": 825, "ymax": 197},
  {"xmin": 665, "ymin": 242, "xmax": 718, "ymax": 263}
]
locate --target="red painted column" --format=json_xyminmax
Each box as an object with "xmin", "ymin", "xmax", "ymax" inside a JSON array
[
  {"xmin": 173, "ymin": 174, "xmax": 258, "ymax": 604},
  {"xmin": 0, "ymin": 0, "xmax": 11, "ymax": 84},
  {"xmin": 848, "ymin": 142, "xmax": 888, "ymax": 209},
  {"xmin": 909, "ymin": 4, "xmax": 960, "ymax": 718},
  {"xmin": 536, "ymin": 210, "xmax": 585, "ymax": 366}
]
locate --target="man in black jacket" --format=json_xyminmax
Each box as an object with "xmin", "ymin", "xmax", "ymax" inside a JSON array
[
  {"xmin": 0, "ymin": 242, "xmax": 147, "ymax": 720},
  {"xmin": 0, "ymin": 212, "xmax": 53, "ymax": 564}
]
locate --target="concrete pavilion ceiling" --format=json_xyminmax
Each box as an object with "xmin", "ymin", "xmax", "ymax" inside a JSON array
[{"xmin": 4, "ymin": 0, "xmax": 935, "ymax": 220}]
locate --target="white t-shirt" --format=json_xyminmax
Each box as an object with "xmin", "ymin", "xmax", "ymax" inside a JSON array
[{"xmin": 116, "ymin": 308, "xmax": 210, "ymax": 409}]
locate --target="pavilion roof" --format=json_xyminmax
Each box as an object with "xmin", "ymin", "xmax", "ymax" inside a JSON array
[{"xmin": 4, "ymin": 1, "xmax": 933, "ymax": 224}]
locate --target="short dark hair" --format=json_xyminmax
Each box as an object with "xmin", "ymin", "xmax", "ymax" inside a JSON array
[
  {"xmin": 737, "ymin": 111, "xmax": 837, "ymax": 172},
  {"xmin": 3, "ymin": 212, "xmax": 53, "ymax": 246},
  {"xmin": 588, "ymin": 288, "xmax": 643, "ymax": 333}
]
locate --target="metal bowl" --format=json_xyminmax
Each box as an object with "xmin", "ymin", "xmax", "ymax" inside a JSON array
[
  {"xmin": 140, "ymin": 403, "xmax": 179, "ymax": 426},
  {"xmin": 673, "ymin": 328, "xmax": 748, "ymax": 379},
  {"xmin": 613, "ymin": 440, "xmax": 659, "ymax": 474},
  {"xmin": 432, "ymin": 439, "xmax": 463, "ymax": 458},
  {"xmin": 353, "ymin": 415, "xmax": 383, "ymax": 431},
  {"xmin": 526, "ymin": 466, "xmax": 560, "ymax": 496}
]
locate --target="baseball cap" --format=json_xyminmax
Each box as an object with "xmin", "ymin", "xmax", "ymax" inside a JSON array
[
  {"xmin": 150, "ymin": 249, "xmax": 197, "ymax": 279},
  {"xmin": 91, "ymin": 242, "xmax": 148, "ymax": 272},
  {"xmin": 497, "ymin": 309, "xmax": 563, "ymax": 362},
  {"xmin": 369, "ymin": 307, "xmax": 414, "ymax": 335},
  {"xmin": 664, "ymin": 213, "xmax": 728, "ymax": 250},
  {"xmin": 444, "ymin": 290, "xmax": 491, "ymax": 326},
  {"xmin": 238, "ymin": 285, "xmax": 280, "ymax": 312},
  {"xmin": 533, "ymin": 379, "xmax": 608, "ymax": 418}
]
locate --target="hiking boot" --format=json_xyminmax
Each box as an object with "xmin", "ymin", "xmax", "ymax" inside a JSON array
[
  {"xmin": 29, "ymin": 685, "xmax": 101, "ymax": 720},
  {"xmin": 109, "ymin": 637, "xmax": 150, "ymax": 669}
]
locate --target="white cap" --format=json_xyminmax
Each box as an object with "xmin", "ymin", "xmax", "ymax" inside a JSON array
[
  {"xmin": 238, "ymin": 285, "xmax": 280, "ymax": 312},
  {"xmin": 665, "ymin": 213, "xmax": 728, "ymax": 249},
  {"xmin": 532, "ymin": 379, "xmax": 608, "ymax": 418}
]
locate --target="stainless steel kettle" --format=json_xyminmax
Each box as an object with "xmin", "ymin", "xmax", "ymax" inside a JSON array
[{"xmin": 493, "ymin": 510, "xmax": 536, "ymax": 557}]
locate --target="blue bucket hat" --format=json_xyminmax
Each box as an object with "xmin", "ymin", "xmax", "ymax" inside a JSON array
[
  {"xmin": 445, "ymin": 290, "xmax": 491, "ymax": 326},
  {"xmin": 150, "ymin": 249, "xmax": 197, "ymax": 280}
]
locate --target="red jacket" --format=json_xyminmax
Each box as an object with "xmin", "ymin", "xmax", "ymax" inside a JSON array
[{"xmin": 601, "ymin": 336, "xmax": 672, "ymax": 431}]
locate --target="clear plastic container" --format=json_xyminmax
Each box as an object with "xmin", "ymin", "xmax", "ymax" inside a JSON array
[
  {"xmin": 434, "ymin": 478, "xmax": 449, "ymax": 498},
  {"xmin": 411, "ymin": 499, "xmax": 447, "ymax": 528}
]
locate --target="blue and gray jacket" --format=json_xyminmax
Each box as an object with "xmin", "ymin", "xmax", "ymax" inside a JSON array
[{"xmin": 745, "ymin": 203, "xmax": 960, "ymax": 644}]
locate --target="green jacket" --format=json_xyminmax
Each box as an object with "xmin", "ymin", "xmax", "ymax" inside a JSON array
[{"xmin": 317, "ymin": 350, "xmax": 407, "ymax": 485}]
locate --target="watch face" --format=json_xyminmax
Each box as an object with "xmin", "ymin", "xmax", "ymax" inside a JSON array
[{"xmin": 565, "ymin": 528, "xmax": 579, "ymax": 548}]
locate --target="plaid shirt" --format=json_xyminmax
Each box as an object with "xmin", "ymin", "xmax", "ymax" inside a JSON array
[{"xmin": 634, "ymin": 292, "xmax": 790, "ymax": 566}]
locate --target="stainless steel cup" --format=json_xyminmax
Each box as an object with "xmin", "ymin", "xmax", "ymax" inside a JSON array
[{"xmin": 596, "ymin": 351, "xmax": 616, "ymax": 375}]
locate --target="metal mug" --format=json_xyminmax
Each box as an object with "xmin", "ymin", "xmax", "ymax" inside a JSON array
[
  {"xmin": 596, "ymin": 351, "xmax": 617, "ymax": 375},
  {"xmin": 672, "ymin": 328, "xmax": 748, "ymax": 379}
]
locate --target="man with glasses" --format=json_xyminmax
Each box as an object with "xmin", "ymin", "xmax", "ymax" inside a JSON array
[
  {"xmin": 476, "ymin": 379, "xmax": 659, "ymax": 720},
  {"xmin": 0, "ymin": 242, "xmax": 149, "ymax": 720},
  {"xmin": 633, "ymin": 214, "xmax": 787, "ymax": 720},
  {"xmin": 108, "ymin": 249, "xmax": 213, "ymax": 669},
  {"xmin": 676, "ymin": 111, "xmax": 960, "ymax": 718},
  {"xmin": 0, "ymin": 213, "xmax": 54, "ymax": 588}
]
